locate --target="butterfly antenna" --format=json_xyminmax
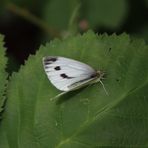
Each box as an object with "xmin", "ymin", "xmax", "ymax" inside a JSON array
[{"xmin": 99, "ymin": 80, "xmax": 109, "ymax": 96}]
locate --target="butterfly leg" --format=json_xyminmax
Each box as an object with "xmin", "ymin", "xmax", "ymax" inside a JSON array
[{"xmin": 99, "ymin": 80, "xmax": 109, "ymax": 96}]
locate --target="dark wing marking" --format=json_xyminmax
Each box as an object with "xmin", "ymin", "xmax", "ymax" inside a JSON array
[
  {"xmin": 54, "ymin": 66, "xmax": 61, "ymax": 70},
  {"xmin": 44, "ymin": 57, "xmax": 57, "ymax": 65},
  {"xmin": 60, "ymin": 73, "xmax": 74, "ymax": 79}
]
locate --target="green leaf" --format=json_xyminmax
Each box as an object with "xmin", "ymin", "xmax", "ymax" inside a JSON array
[
  {"xmin": 43, "ymin": 0, "xmax": 127, "ymax": 31},
  {"xmin": 0, "ymin": 34, "xmax": 8, "ymax": 148},
  {"xmin": 0, "ymin": 127, "xmax": 9, "ymax": 148},
  {"xmin": 81, "ymin": 0, "xmax": 128, "ymax": 29},
  {"xmin": 3, "ymin": 31, "xmax": 148, "ymax": 147},
  {"xmin": 0, "ymin": 34, "xmax": 7, "ymax": 114}
]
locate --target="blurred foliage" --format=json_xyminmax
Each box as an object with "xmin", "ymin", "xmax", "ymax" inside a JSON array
[
  {"xmin": 43, "ymin": 0, "xmax": 127, "ymax": 32},
  {"xmin": 81, "ymin": 0, "xmax": 127, "ymax": 29},
  {"xmin": 0, "ymin": 0, "xmax": 147, "ymax": 43},
  {"xmin": 43, "ymin": 0, "xmax": 80, "ymax": 31},
  {"xmin": 5, "ymin": 0, "xmax": 49, "ymax": 14}
]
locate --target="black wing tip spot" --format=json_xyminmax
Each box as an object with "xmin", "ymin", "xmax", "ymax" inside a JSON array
[
  {"xmin": 44, "ymin": 57, "xmax": 57, "ymax": 64},
  {"xmin": 60, "ymin": 73, "xmax": 73, "ymax": 79},
  {"xmin": 54, "ymin": 66, "xmax": 61, "ymax": 70},
  {"xmin": 45, "ymin": 57, "xmax": 57, "ymax": 62}
]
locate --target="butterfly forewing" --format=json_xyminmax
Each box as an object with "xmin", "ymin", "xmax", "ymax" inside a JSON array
[{"xmin": 43, "ymin": 56, "xmax": 97, "ymax": 91}]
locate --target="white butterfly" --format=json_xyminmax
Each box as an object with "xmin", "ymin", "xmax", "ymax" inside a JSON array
[{"xmin": 43, "ymin": 56, "xmax": 108, "ymax": 100}]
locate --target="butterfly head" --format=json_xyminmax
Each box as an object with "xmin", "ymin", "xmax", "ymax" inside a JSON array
[
  {"xmin": 96, "ymin": 70, "xmax": 108, "ymax": 95},
  {"xmin": 96, "ymin": 70, "xmax": 106, "ymax": 80}
]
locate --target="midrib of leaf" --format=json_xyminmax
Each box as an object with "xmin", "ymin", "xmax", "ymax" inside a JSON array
[{"xmin": 70, "ymin": 139, "xmax": 93, "ymax": 147}]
